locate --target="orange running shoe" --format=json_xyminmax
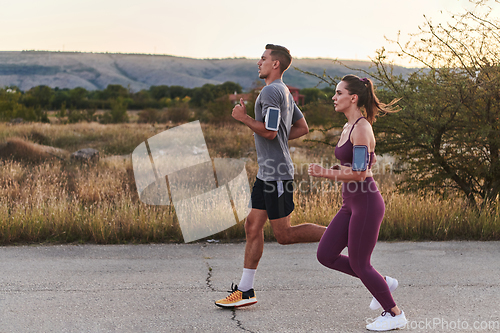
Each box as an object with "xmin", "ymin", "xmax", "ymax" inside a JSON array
[{"xmin": 215, "ymin": 283, "xmax": 257, "ymax": 308}]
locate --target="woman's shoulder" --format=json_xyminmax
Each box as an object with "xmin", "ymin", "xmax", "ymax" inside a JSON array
[
  {"xmin": 352, "ymin": 118, "xmax": 375, "ymax": 140},
  {"xmin": 355, "ymin": 117, "xmax": 373, "ymax": 131}
]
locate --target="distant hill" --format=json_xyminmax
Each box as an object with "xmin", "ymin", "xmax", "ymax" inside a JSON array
[{"xmin": 0, "ymin": 51, "xmax": 415, "ymax": 92}]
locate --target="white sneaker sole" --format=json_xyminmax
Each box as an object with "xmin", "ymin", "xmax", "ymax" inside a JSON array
[
  {"xmin": 366, "ymin": 311, "xmax": 408, "ymax": 331},
  {"xmin": 366, "ymin": 320, "xmax": 407, "ymax": 331},
  {"xmin": 215, "ymin": 298, "xmax": 257, "ymax": 308}
]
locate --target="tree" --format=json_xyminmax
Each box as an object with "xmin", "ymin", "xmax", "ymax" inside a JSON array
[
  {"xmin": 149, "ymin": 85, "xmax": 171, "ymax": 100},
  {"xmin": 23, "ymin": 85, "xmax": 54, "ymax": 110},
  {"xmin": 300, "ymin": 88, "xmax": 323, "ymax": 105},
  {"xmin": 204, "ymin": 96, "xmax": 233, "ymax": 123},
  {"xmin": 100, "ymin": 97, "xmax": 129, "ymax": 124},
  {"xmin": 52, "ymin": 88, "xmax": 70, "ymax": 110},
  {"xmin": 129, "ymin": 89, "xmax": 157, "ymax": 110},
  {"xmin": 190, "ymin": 84, "xmax": 216, "ymax": 107},
  {"xmin": 217, "ymin": 81, "xmax": 243, "ymax": 96},
  {"xmin": 376, "ymin": 1, "xmax": 500, "ymax": 206},
  {"xmin": 300, "ymin": 101, "xmax": 343, "ymax": 127},
  {"xmin": 0, "ymin": 88, "xmax": 24, "ymax": 120},
  {"xmin": 306, "ymin": 0, "xmax": 500, "ymax": 207},
  {"xmin": 99, "ymin": 84, "xmax": 129, "ymax": 100},
  {"xmin": 169, "ymin": 85, "xmax": 190, "ymax": 100},
  {"xmin": 68, "ymin": 87, "xmax": 88, "ymax": 109}
]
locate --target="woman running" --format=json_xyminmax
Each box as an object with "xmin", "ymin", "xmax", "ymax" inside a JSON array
[{"xmin": 308, "ymin": 74, "xmax": 407, "ymax": 331}]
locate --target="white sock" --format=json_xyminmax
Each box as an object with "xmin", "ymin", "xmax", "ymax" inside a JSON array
[{"xmin": 238, "ymin": 268, "xmax": 256, "ymax": 292}]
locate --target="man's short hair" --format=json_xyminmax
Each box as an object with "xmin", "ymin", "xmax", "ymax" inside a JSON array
[{"xmin": 265, "ymin": 44, "xmax": 292, "ymax": 73}]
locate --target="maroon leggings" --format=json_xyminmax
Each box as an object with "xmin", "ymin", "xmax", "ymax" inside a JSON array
[{"xmin": 316, "ymin": 177, "xmax": 396, "ymax": 311}]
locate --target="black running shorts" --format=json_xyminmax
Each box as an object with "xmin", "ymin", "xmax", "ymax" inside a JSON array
[{"xmin": 250, "ymin": 178, "xmax": 294, "ymax": 220}]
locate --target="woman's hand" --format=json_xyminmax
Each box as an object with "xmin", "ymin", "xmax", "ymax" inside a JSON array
[{"xmin": 308, "ymin": 163, "xmax": 325, "ymax": 178}]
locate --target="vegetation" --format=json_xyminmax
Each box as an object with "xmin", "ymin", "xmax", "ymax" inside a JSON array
[
  {"xmin": 374, "ymin": 1, "xmax": 500, "ymax": 208},
  {"xmin": 303, "ymin": 0, "xmax": 500, "ymax": 209},
  {"xmin": 0, "ymin": 88, "xmax": 49, "ymax": 123},
  {"xmin": 0, "ymin": 122, "xmax": 499, "ymax": 245},
  {"xmin": 1, "ymin": 0, "xmax": 499, "ymax": 243},
  {"xmin": 0, "ymin": 81, "xmax": 243, "ymax": 124}
]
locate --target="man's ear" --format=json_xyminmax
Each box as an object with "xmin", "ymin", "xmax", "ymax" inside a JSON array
[{"xmin": 273, "ymin": 60, "xmax": 280, "ymax": 70}]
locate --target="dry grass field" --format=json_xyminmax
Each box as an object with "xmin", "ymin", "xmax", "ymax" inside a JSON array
[{"xmin": 0, "ymin": 121, "xmax": 499, "ymax": 244}]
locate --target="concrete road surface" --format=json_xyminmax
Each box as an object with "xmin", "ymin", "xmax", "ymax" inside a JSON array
[{"xmin": 0, "ymin": 241, "xmax": 499, "ymax": 333}]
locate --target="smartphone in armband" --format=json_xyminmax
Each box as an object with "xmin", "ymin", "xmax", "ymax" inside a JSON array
[
  {"xmin": 352, "ymin": 145, "xmax": 369, "ymax": 171},
  {"xmin": 265, "ymin": 107, "xmax": 280, "ymax": 131}
]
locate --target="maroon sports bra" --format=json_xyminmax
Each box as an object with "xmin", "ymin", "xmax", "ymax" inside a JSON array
[{"xmin": 334, "ymin": 117, "xmax": 374, "ymax": 169}]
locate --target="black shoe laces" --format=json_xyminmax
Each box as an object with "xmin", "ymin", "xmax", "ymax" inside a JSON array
[
  {"xmin": 228, "ymin": 283, "xmax": 238, "ymax": 293},
  {"xmin": 381, "ymin": 310, "xmax": 396, "ymax": 317}
]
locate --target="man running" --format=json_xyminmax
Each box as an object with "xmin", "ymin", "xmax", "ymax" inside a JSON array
[{"xmin": 215, "ymin": 44, "xmax": 326, "ymax": 308}]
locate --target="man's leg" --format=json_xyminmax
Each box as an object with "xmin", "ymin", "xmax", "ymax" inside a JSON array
[
  {"xmin": 270, "ymin": 215, "xmax": 326, "ymax": 245},
  {"xmin": 237, "ymin": 208, "xmax": 268, "ymax": 293},
  {"xmin": 243, "ymin": 208, "xmax": 269, "ymax": 269},
  {"xmin": 266, "ymin": 179, "xmax": 325, "ymax": 245},
  {"xmin": 214, "ymin": 208, "xmax": 267, "ymax": 308},
  {"xmin": 238, "ymin": 179, "xmax": 269, "ymax": 292}
]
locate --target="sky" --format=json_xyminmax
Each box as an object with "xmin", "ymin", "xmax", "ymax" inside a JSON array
[{"xmin": 0, "ymin": 0, "xmax": 497, "ymax": 66}]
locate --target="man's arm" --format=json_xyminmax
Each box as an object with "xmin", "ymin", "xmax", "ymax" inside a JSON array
[
  {"xmin": 289, "ymin": 117, "xmax": 309, "ymax": 140},
  {"xmin": 232, "ymin": 98, "xmax": 277, "ymax": 140}
]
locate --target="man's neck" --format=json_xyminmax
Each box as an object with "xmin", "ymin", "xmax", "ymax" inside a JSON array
[{"xmin": 264, "ymin": 72, "xmax": 283, "ymax": 85}]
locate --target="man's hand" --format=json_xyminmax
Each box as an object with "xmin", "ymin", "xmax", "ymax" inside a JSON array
[
  {"xmin": 232, "ymin": 98, "xmax": 247, "ymax": 122},
  {"xmin": 232, "ymin": 98, "xmax": 277, "ymax": 140}
]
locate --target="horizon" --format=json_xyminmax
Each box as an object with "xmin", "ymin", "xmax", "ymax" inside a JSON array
[
  {"xmin": 0, "ymin": 50, "xmax": 420, "ymax": 68},
  {"xmin": 1, "ymin": 0, "xmax": 495, "ymax": 68}
]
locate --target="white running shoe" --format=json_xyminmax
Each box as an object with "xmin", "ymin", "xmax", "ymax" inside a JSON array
[
  {"xmin": 366, "ymin": 310, "xmax": 407, "ymax": 331},
  {"xmin": 370, "ymin": 276, "xmax": 398, "ymax": 310}
]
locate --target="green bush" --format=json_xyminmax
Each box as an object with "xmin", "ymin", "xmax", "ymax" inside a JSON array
[
  {"xmin": 167, "ymin": 103, "xmax": 191, "ymax": 123},
  {"xmin": 100, "ymin": 98, "xmax": 129, "ymax": 124}
]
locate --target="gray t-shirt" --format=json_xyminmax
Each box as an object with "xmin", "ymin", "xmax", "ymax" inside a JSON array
[{"xmin": 254, "ymin": 79, "xmax": 304, "ymax": 181}]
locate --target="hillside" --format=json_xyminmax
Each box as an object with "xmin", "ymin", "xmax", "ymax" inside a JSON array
[{"xmin": 0, "ymin": 51, "xmax": 415, "ymax": 92}]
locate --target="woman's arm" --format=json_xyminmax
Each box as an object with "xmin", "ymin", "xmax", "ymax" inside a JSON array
[
  {"xmin": 308, "ymin": 163, "xmax": 368, "ymax": 182},
  {"xmin": 308, "ymin": 119, "xmax": 375, "ymax": 182}
]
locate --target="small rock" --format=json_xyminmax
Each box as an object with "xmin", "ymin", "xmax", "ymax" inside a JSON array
[
  {"xmin": 71, "ymin": 148, "xmax": 99, "ymax": 163},
  {"xmin": 10, "ymin": 118, "xmax": 24, "ymax": 124}
]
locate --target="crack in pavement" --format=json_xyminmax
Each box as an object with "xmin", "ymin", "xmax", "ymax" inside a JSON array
[
  {"xmin": 205, "ymin": 261, "xmax": 216, "ymax": 292},
  {"xmin": 231, "ymin": 309, "xmax": 255, "ymax": 333},
  {"xmin": 201, "ymin": 244, "xmax": 254, "ymax": 332},
  {"xmin": 201, "ymin": 244, "xmax": 216, "ymax": 292}
]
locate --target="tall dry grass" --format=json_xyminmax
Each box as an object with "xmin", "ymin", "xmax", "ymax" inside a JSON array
[
  {"xmin": 0, "ymin": 121, "xmax": 498, "ymax": 244},
  {"xmin": 0, "ymin": 159, "xmax": 182, "ymax": 244}
]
